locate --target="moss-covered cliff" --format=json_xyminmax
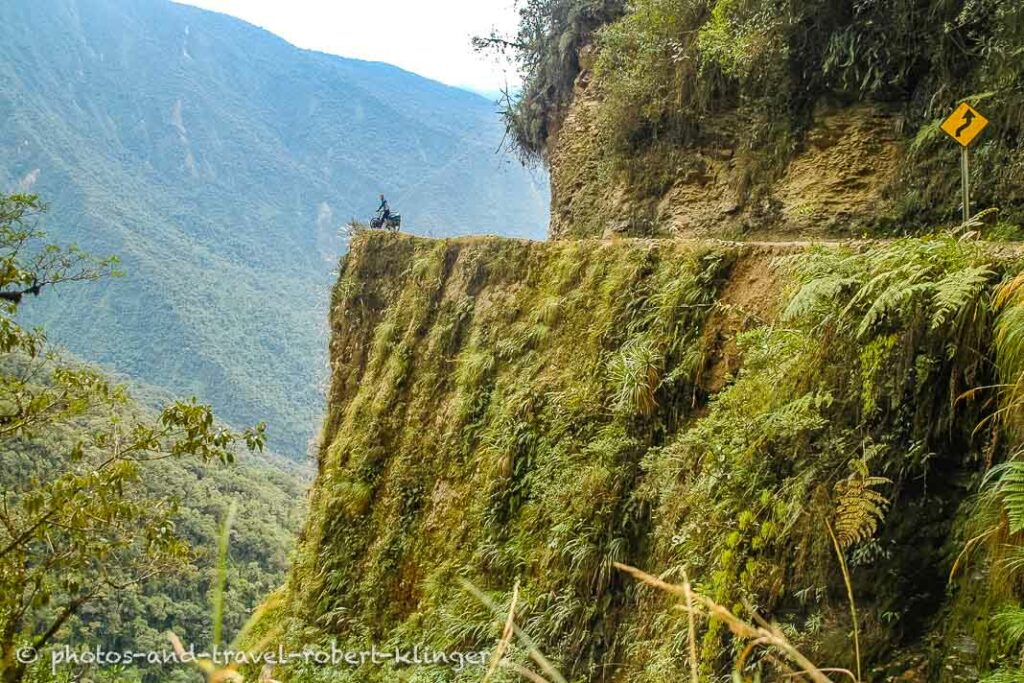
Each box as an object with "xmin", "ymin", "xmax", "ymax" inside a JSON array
[{"xmin": 270, "ymin": 230, "xmax": 1024, "ymax": 681}]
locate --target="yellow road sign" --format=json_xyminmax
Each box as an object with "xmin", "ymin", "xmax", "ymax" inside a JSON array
[{"xmin": 941, "ymin": 102, "xmax": 989, "ymax": 147}]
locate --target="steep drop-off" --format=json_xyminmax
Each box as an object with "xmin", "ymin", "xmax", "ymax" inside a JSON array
[
  {"xmin": 272, "ymin": 230, "xmax": 1024, "ymax": 681},
  {"xmin": 0, "ymin": 0, "xmax": 549, "ymax": 456}
]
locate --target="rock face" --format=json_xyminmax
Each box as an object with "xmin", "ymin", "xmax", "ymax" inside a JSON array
[
  {"xmin": 276, "ymin": 230, "xmax": 1016, "ymax": 681},
  {"xmin": 775, "ymin": 106, "xmax": 903, "ymax": 231},
  {"xmin": 548, "ymin": 77, "xmax": 907, "ymax": 240}
]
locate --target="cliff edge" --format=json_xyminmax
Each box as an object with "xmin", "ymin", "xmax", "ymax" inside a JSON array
[{"xmin": 266, "ymin": 230, "xmax": 1023, "ymax": 681}]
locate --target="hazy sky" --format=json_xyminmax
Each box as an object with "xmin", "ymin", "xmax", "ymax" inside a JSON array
[{"xmin": 173, "ymin": 0, "xmax": 521, "ymax": 94}]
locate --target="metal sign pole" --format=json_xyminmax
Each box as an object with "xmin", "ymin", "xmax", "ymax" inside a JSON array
[
  {"xmin": 961, "ymin": 146, "xmax": 971, "ymax": 224},
  {"xmin": 942, "ymin": 102, "xmax": 987, "ymax": 225}
]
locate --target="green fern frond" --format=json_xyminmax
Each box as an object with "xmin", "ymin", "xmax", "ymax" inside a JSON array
[
  {"xmin": 833, "ymin": 468, "xmax": 891, "ymax": 549},
  {"xmin": 983, "ymin": 460, "xmax": 1024, "ymax": 535},
  {"xmin": 908, "ymin": 119, "xmax": 942, "ymax": 156},
  {"xmin": 999, "ymin": 545, "xmax": 1024, "ymax": 578},
  {"xmin": 992, "ymin": 606, "xmax": 1024, "ymax": 648},
  {"xmin": 930, "ymin": 266, "xmax": 995, "ymax": 330},
  {"xmin": 856, "ymin": 281, "xmax": 932, "ymax": 339},
  {"xmin": 782, "ymin": 275, "xmax": 858, "ymax": 323}
]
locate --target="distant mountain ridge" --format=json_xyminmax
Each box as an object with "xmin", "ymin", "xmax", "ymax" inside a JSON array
[{"xmin": 0, "ymin": 0, "xmax": 549, "ymax": 455}]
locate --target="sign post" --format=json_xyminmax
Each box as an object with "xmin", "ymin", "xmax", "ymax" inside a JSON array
[
  {"xmin": 941, "ymin": 102, "xmax": 989, "ymax": 224},
  {"xmin": 961, "ymin": 146, "xmax": 970, "ymax": 224}
]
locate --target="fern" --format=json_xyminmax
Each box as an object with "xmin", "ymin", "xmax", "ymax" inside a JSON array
[
  {"xmin": 782, "ymin": 274, "xmax": 857, "ymax": 323},
  {"xmin": 855, "ymin": 280, "xmax": 932, "ymax": 339},
  {"xmin": 981, "ymin": 672, "xmax": 1024, "ymax": 683},
  {"xmin": 780, "ymin": 237, "xmax": 997, "ymax": 410},
  {"xmin": 833, "ymin": 463, "xmax": 891, "ymax": 549},
  {"xmin": 930, "ymin": 266, "xmax": 995, "ymax": 330},
  {"xmin": 997, "ymin": 545, "xmax": 1024, "ymax": 577},
  {"xmin": 908, "ymin": 118, "xmax": 943, "ymax": 156},
  {"xmin": 982, "ymin": 460, "xmax": 1024, "ymax": 535},
  {"xmin": 992, "ymin": 606, "xmax": 1024, "ymax": 649}
]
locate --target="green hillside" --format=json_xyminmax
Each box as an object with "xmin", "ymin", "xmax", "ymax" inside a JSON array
[
  {"xmin": 0, "ymin": 192, "xmax": 308, "ymax": 683},
  {"xmin": 0, "ymin": 0, "xmax": 549, "ymax": 456}
]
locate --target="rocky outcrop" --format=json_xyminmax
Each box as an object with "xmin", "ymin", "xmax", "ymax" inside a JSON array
[{"xmin": 548, "ymin": 81, "xmax": 907, "ymax": 240}]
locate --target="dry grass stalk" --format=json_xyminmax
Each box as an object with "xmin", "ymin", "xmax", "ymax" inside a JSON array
[
  {"xmin": 462, "ymin": 578, "xmax": 567, "ymax": 683},
  {"xmin": 168, "ymin": 631, "xmax": 244, "ymax": 682},
  {"xmin": 167, "ymin": 629, "xmax": 286, "ymax": 683},
  {"xmin": 825, "ymin": 519, "xmax": 862, "ymax": 682},
  {"xmin": 485, "ymin": 579, "xmax": 521, "ymax": 683},
  {"xmin": 681, "ymin": 569, "xmax": 700, "ymax": 683},
  {"xmin": 613, "ymin": 562, "xmax": 849, "ymax": 683},
  {"xmin": 501, "ymin": 661, "xmax": 555, "ymax": 683}
]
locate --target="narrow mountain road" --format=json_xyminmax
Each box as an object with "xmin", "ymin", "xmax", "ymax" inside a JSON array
[{"xmin": 607, "ymin": 234, "xmax": 1024, "ymax": 254}]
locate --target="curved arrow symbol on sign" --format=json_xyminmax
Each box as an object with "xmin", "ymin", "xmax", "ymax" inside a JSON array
[{"xmin": 956, "ymin": 109, "xmax": 976, "ymax": 138}]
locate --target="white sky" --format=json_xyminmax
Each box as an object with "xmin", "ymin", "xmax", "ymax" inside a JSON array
[{"xmin": 173, "ymin": 0, "xmax": 521, "ymax": 94}]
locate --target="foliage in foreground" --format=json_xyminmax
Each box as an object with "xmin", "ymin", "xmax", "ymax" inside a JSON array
[
  {"xmin": 474, "ymin": 0, "xmax": 626, "ymax": 161},
  {"xmin": 0, "ymin": 194, "xmax": 304, "ymax": 683}
]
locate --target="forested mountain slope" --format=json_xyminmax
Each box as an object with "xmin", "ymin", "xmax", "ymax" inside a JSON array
[
  {"xmin": 3, "ymin": 422, "xmax": 308, "ymax": 681},
  {"xmin": 0, "ymin": 0, "xmax": 549, "ymax": 456},
  {"xmin": 0, "ymin": 191, "xmax": 310, "ymax": 683}
]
